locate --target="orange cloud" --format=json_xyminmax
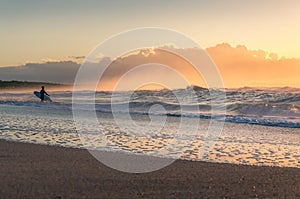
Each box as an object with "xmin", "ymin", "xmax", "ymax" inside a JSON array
[
  {"xmin": 1, "ymin": 44, "xmax": 299, "ymax": 90},
  {"xmin": 206, "ymin": 43, "xmax": 300, "ymax": 87},
  {"xmin": 98, "ymin": 48, "xmax": 206, "ymax": 91},
  {"xmin": 98, "ymin": 44, "xmax": 300, "ymax": 90}
]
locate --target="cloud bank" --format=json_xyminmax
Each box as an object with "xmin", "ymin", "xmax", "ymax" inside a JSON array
[
  {"xmin": 206, "ymin": 43, "xmax": 300, "ymax": 87},
  {"xmin": 0, "ymin": 61, "xmax": 80, "ymax": 84},
  {"xmin": 0, "ymin": 43, "xmax": 299, "ymax": 90}
]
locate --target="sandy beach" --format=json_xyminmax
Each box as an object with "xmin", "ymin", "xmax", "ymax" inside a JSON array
[{"xmin": 1, "ymin": 140, "xmax": 299, "ymax": 198}]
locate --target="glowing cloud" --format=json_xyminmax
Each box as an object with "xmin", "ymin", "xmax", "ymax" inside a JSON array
[
  {"xmin": 0, "ymin": 44, "xmax": 299, "ymax": 90},
  {"xmin": 206, "ymin": 43, "xmax": 300, "ymax": 87}
]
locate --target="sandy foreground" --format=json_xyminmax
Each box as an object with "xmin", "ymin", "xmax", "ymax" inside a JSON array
[{"xmin": 0, "ymin": 140, "xmax": 299, "ymax": 198}]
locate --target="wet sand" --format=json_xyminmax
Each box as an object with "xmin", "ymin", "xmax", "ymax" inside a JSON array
[{"xmin": 1, "ymin": 140, "xmax": 300, "ymax": 198}]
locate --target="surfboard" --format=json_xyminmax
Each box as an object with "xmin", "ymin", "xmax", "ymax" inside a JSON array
[{"xmin": 34, "ymin": 91, "xmax": 52, "ymax": 102}]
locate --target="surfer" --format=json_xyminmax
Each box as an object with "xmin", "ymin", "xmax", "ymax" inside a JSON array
[{"xmin": 40, "ymin": 86, "xmax": 50, "ymax": 102}]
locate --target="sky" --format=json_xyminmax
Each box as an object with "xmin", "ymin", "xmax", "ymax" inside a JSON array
[{"xmin": 1, "ymin": 0, "xmax": 300, "ymax": 89}]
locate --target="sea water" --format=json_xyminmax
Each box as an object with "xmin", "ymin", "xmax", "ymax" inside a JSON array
[{"xmin": 0, "ymin": 88, "xmax": 299, "ymax": 167}]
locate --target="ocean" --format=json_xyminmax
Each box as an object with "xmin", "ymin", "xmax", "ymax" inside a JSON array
[{"xmin": 0, "ymin": 87, "xmax": 299, "ymax": 168}]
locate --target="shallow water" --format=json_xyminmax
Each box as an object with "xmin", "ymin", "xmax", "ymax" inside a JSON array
[
  {"xmin": 1, "ymin": 88, "xmax": 300, "ymax": 127},
  {"xmin": 1, "ymin": 99, "xmax": 300, "ymax": 168}
]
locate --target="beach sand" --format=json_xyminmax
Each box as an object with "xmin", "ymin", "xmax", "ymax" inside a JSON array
[{"xmin": 1, "ymin": 140, "xmax": 299, "ymax": 198}]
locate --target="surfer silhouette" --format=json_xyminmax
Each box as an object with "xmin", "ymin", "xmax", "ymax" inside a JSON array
[{"xmin": 40, "ymin": 86, "xmax": 50, "ymax": 102}]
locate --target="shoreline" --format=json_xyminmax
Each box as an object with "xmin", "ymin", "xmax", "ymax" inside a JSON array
[
  {"xmin": 3, "ymin": 138, "xmax": 300, "ymax": 170},
  {"xmin": 1, "ymin": 140, "xmax": 299, "ymax": 198}
]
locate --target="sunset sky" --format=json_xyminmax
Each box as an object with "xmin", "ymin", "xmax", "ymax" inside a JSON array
[{"xmin": 1, "ymin": 0, "xmax": 300, "ymax": 89}]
